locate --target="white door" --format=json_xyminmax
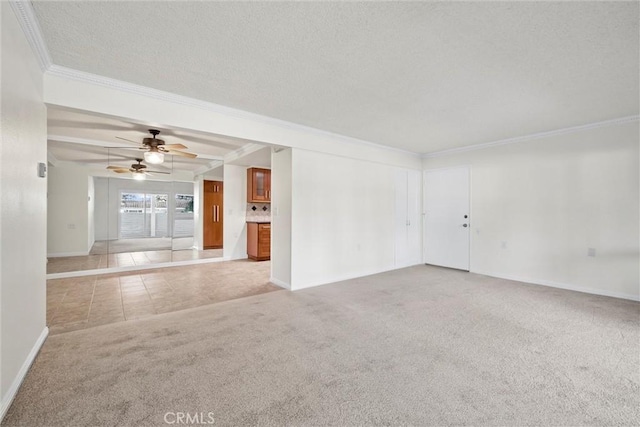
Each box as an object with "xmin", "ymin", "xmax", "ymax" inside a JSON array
[
  {"xmin": 394, "ymin": 169, "xmax": 422, "ymax": 267},
  {"xmin": 423, "ymin": 166, "xmax": 470, "ymax": 270}
]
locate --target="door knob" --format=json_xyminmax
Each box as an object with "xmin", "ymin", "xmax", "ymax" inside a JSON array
[{"xmin": 462, "ymin": 224, "xmax": 468, "ymax": 227}]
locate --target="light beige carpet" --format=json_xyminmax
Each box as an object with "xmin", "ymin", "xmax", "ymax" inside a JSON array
[{"xmin": 3, "ymin": 265, "xmax": 639, "ymax": 426}]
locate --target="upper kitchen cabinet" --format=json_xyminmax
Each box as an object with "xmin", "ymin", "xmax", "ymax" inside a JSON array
[{"xmin": 247, "ymin": 168, "xmax": 271, "ymax": 203}]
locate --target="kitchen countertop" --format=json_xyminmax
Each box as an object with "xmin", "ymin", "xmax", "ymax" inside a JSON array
[{"xmin": 246, "ymin": 221, "xmax": 271, "ymax": 224}]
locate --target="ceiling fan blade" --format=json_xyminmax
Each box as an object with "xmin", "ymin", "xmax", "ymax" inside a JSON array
[
  {"xmin": 104, "ymin": 146, "xmax": 146, "ymax": 150},
  {"xmin": 107, "ymin": 165, "xmax": 129, "ymax": 171},
  {"xmin": 107, "ymin": 168, "xmax": 130, "ymax": 174},
  {"xmin": 162, "ymin": 149, "xmax": 197, "ymax": 158},
  {"xmin": 162, "ymin": 143, "xmax": 188, "ymax": 150},
  {"xmin": 115, "ymin": 136, "xmax": 142, "ymax": 144}
]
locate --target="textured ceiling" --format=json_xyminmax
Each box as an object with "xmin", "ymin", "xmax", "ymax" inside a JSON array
[{"xmin": 33, "ymin": 1, "xmax": 639, "ymax": 154}]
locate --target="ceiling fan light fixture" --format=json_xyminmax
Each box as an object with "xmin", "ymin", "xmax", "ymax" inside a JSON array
[
  {"xmin": 132, "ymin": 171, "xmax": 146, "ymax": 181},
  {"xmin": 144, "ymin": 150, "xmax": 164, "ymax": 165}
]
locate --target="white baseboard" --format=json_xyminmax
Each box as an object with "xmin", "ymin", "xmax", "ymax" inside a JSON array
[
  {"xmin": 0, "ymin": 327, "xmax": 49, "ymax": 422},
  {"xmin": 269, "ymin": 277, "xmax": 291, "ymax": 290},
  {"xmin": 292, "ymin": 263, "xmax": 417, "ymax": 291},
  {"xmin": 47, "ymin": 251, "xmax": 90, "ymax": 257},
  {"xmin": 47, "ymin": 256, "xmax": 231, "ymax": 279},
  {"xmin": 472, "ymin": 270, "xmax": 640, "ymax": 302}
]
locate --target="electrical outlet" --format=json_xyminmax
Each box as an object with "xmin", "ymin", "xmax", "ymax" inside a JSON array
[
  {"xmin": 501, "ymin": 241, "xmax": 507, "ymax": 249},
  {"xmin": 67, "ymin": 224, "xmax": 76, "ymax": 230},
  {"xmin": 587, "ymin": 248, "xmax": 596, "ymax": 257}
]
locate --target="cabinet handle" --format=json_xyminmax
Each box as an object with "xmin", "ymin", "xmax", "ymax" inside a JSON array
[{"xmin": 212, "ymin": 206, "xmax": 215, "ymax": 222}]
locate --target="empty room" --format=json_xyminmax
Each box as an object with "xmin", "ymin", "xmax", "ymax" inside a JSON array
[{"xmin": 1, "ymin": 1, "xmax": 638, "ymax": 426}]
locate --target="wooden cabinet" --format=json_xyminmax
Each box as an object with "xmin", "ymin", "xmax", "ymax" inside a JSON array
[
  {"xmin": 203, "ymin": 180, "xmax": 223, "ymax": 249},
  {"xmin": 247, "ymin": 168, "xmax": 271, "ymax": 203},
  {"xmin": 247, "ymin": 222, "xmax": 270, "ymax": 261}
]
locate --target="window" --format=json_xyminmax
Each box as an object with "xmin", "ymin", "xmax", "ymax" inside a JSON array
[{"xmin": 119, "ymin": 192, "xmax": 168, "ymax": 238}]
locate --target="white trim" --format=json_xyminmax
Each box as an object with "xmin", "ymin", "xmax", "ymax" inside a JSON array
[
  {"xmin": 0, "ymin": 327, "xmax": 49, "ymax": 422},
  {"xmin": 269, "ymin": 277, "xmax": 291, "ymax": 290},
  {"xmin": 423, "ymin": 115, "xmax": 640, "ymax": 158},
  {"xmin": 47, "ymin": 151, "xmax": 60, "ymax": 167},
  {"xmin": 472, "ymin": 270, "xmax": 640, "ymax": 302},
  {"xmin": 8, "ymin": 1, "xmax": 52, "ymax": 71},
  {"xmin": 45, "ymin": 65, "xmax": 417, "ymax": 157},
  {"xmin": 224, "ymin": 142, "xmax": 269, "ymax": 164},
  {"xmin": 47, "ymin": 251, "xmax": 90, "ymax": 258},
  {"xmin": 46, "ymin": 256, "xmax": 233, "ymax": 280},
  {"xmin": 193, "ymin": 160, "xmax": 224, "ymax": 176}
]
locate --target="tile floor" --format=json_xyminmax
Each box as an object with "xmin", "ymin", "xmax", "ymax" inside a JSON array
[
  {"xmin": 46, "ymin": 248, "xmax": 223, "ymax": 274},
  {"xmin": 47, "ymin": 259, "xmax": 279, "ymax": 335}
]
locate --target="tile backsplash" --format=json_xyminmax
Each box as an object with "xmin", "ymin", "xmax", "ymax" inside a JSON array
[{"xmin": 246, "ymin": 203, "xmax": 271, "ymax": 222}]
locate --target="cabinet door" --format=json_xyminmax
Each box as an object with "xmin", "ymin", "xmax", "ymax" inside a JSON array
[
  {"xmin": 258, "ymin": 224, "xmax": 271, "ymax": 257},
  {"xmin": 247, "ymin": 222, "xmax": 258, "ymax": 258},
  {"xmin": 204, "ymin": 180, "xmax": 223, "ymax": 249},
  {"xmin": 247, "ymin": 168, "xmax": 271, "ymax": 202},
  {"xmin": 265, "ymin": 170, "xmax": 271, "ymax": 202}
]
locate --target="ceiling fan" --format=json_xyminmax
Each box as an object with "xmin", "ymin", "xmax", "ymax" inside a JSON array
[
  {"xmin": 106, "ymin": 158, "xmax": 171, "ymax": 181},
  {"xmin": 113, "ymin": 129, "xmax": 197, "ymax": 164}
]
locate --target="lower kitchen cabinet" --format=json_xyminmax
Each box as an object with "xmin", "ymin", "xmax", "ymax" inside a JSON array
[{"xmin": 247, "ymin": 222, "xmax": 270, "ymax": 261}]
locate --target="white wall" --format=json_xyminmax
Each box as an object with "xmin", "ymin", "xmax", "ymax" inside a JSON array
[
  {"xmin": 88, "ymin": 176, "xmax": 95, "ymax": 251},
  {"xmin": 0, "ymin": 2, "xmax": 48, "ymax": 420},
  {"xmin": 94, "ymin": 177, "xmax": 194, "ymax": 240},
  {"xmin": 271, "ymin": 149, "xmax": 292, "ymax": 288},
  {"xmin": 423, "ymin": 121, "xmax": 640, "ymax": 300},
  {"xmin": 290, "ymin": 149, "xmax": 422, "ymax": 290},
  {"xmin": 223, "ymin": 165, "xmax": 248, "ymax": 260},
  {"xmin": 94, "ymin": 177, "xmax": 109, "ymax": 241},
  {"xmin": 47, "ymin": 166, "xmax": 90, "ymax": 256}
]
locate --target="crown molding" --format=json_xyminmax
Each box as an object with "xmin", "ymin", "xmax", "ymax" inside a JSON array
[
  {"xmin": 9, "ymin": 0, "xmax": 52, "ymax": 71},
  {"xmin": 223, "ymin": 142, "xmax": 267, "ymax": 164},
  {"xmin": 423, "ymin": 115, "xmax": 640, "ymax": 159},
  {"xmin": 193, "ymin": 160, "xmax": 224, "ymax": 177},
  {"xmin": 45, "ymin": 65, "xmax": 419, "ymax": 158}
]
